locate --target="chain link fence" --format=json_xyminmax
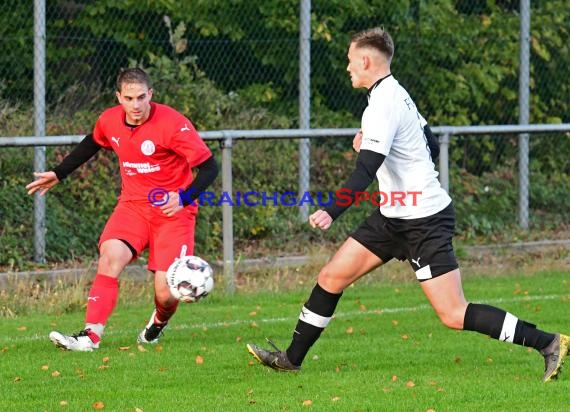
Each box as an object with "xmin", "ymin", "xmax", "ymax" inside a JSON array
[{"xmin": 1, "ymin": 0, "xmax": 569, "ymax": 268}]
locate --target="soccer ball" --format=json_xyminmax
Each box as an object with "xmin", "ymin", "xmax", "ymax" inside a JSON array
[{"xmin": 165, "ymin": 256, "xmax": 214, "ymax": 303}]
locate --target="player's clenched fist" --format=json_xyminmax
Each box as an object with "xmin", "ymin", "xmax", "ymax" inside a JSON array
[
  {"xmin": 353, "ymin": 129, "xmax": 363, "ymax": 152},
  {"xmin": 309, "ymin": 209, "xmax": 333, "ymax": 230}
]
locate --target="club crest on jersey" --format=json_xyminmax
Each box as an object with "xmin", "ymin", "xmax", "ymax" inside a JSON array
[{"xmin": 141, "ymin": 140, "xmax": 155, "ymax": 156}]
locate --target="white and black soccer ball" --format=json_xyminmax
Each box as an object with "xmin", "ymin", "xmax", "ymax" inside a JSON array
[{"xmin": 165, "ymin": 256, "xmax": 214, "ymax": 303}]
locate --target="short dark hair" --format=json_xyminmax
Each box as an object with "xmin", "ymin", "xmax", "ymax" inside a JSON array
[
  {"xmin": 350, "ymin": 28, "xmax": 394, "ymax": 61},
  {"xmin": 116, "ymin": 67, "xmax": 152, "ymax": 92}
]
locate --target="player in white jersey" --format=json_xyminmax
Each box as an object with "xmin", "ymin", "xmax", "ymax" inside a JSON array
[{"xmin": 247, "ymin": 27, "xmax": 568, "ymax": 381}]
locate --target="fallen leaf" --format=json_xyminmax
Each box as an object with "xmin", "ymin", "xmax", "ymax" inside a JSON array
[
  {"xmin": 406, "ymin": 380, "xmax": 415, "ymax": 388},
  {"xmin": 51, "ymin": 371, "xmax": 61, "ymax": 377},
  {"xmin": 392, "ymin": 320, "xmax": 399, "ymax": 326},
  {"xmin": 60, "ymin": 400, "xmax": 68, "ymax": 406},
  {"xmin": 302, "ymin": 399, "xmax": 313, "ymax": 406},
  {"xmin": 135, "ymin": 408, "xmax": 143, "ymax": 412},
  {"xmin": 102, "ymin": 357, "xmax": 110, "ymax": 363},
  {"xmin": 155, "ymin": 345, "xmax": 163, "ymax": 352},
  {"xmin": 13, "ymin": 376, "xmax": 22, "ymax": 382},
  {"xmin": 17, "ymin": 326, "xmax": 27, "ymax": 331},
  {"xmin": 92, "ymin": 401, "xmax": 105, "ymax": 409},
  {"xmin": 331, "ymin": 396, "xmax": 340, "ymax": 402},
  {"xmin": 427, "ymin": 409, "xmax": 436, "ymax": 412},
  {"xmin": 391, "ymin": 375, "xmax": 398, "ymax": 382},
  {"xmin": 249, "ymin": 311, "xmax": 257, "ymax": 316},
  {"xmin": 346, "ymin": 326, "xmax": 354, "ymax": 334},
  {"xmin": 250, "ymin": 321, "xmax": 258, "ymax": 328},
  {"xmin": 41, "ymin": 365, "xmax": 49, "ymax": 371},
  {"xmin": 137, "ymin": 345, "xmax": 147, "ymax": 352},
  {"xmin": 195, "ymin": 355, "xmax": 204, "ymax": 365},
  {"xmin": 236, "ymin": 336, "xmax": 242, "ymax": 342},
  {"xmin": 98, "ymin": 365, "xmax": 109, "ymax": 370},
  {"xmin": 359, "ymin": 304, "xmax": 367, "ymax": 311},
  {"xmin": 454, "ymin": 356, "xmax": 461, "ymax": 364},
  {"xmin": 119, "ymin": 346, "xmax": 130, "ymax": 351},
  {"xmin": 401, "ymin": 334, "xmax": 409, "ymax": 340}
]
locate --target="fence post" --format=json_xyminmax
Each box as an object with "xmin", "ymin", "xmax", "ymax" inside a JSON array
[
  {"xmin": 518, "ymin": 0, "xmax": 531, "ymax": 229},
  {"xmin": 298, "ymin": 0, "xmax": 311, "ymax": 222},
  {"xmin": 34, "ymin": 0, "xmax": 47, "ymax": 263},
  {"xmin": 221, "ymin": 132, "xmax": 235, "ymax": 294}
]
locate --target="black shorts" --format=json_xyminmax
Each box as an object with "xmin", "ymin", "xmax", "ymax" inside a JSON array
[{"xmin": 350, "ymin": 202, "xmax": 459, "ymax": 281}]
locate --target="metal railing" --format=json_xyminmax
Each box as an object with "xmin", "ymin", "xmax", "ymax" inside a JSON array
[{"xmin": 1, "ymin": 122, "xmax": 570, "ymax": 292}]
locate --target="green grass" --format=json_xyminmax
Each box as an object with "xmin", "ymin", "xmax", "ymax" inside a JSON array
[{"xmin": 1, "ymin": 269, "xmax": 569, "ymax": 412}]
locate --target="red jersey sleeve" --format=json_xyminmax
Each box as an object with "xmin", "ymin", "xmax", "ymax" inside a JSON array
[
  {"xmin": 92, "ymin": 112, "xmax": 113, "ymax": 149},
  {"xmin": 169, "ymin": 119, "xmax": 212, "ymax": 168}
]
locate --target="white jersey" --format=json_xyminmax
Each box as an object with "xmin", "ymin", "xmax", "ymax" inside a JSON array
[{"xmin": 360, "ymin": 75, "xmax": 451, "ymax": 219}]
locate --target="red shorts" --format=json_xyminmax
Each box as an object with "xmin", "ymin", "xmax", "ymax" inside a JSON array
[{"xmin": 99, "ymin": 201, "xmax": 197, "ymax": 272}]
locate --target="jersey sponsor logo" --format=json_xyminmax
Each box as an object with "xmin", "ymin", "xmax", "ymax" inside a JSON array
[
  {"xmin": 141, "ymin": 140, "xmax": 156, "ymax": 155},
  {"xmin": 411, "ymin": 257, "xmax": 421, "ymax": 268},
  {"xmin": 363, "ymin": 137, "xmax": 381, "ymax": 144},
  {"xmin": 180, "ymin": 124, "xmax": 191, "ymax": 132},
  {"xmin": 111, "ymin": 136, "xmax": 120, "ymax": 146},
  {"xmin": 122, "ymin": 161, "xmax": 161, "ymax": 174}
]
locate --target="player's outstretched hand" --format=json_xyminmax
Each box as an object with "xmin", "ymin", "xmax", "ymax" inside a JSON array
[
  {"xmin": 309, "ymin": 209, "xmax": 333, "ymax": 231},
  {"xmin": 26, "ymin": 171, "xmax": 60, "ymax": 196}
]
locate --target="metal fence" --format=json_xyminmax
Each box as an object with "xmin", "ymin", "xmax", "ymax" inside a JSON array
[{"xmin": 2, "ymin": 123, "xmax": 569, "ymax": 292}]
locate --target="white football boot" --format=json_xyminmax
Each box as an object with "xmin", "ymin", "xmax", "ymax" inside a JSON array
[{"xmin": 49, "ymin": 329, "xmax": 100, "ymax": 352}]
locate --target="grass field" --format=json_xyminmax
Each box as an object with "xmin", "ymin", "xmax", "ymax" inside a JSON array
[{"xmin": 1, "ymin": 268, "xmax": 569, "ymax": 412}]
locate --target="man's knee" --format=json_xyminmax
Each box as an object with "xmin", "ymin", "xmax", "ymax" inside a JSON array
[
  {"xmin": 317, "ymin": 264, "xmax": 347, "ymax": 294},
  {"xmin": 98, "ymin": 240, "xmax": 132, "ymax": 275}
]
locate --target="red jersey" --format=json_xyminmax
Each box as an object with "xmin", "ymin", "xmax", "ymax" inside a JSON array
[{"xmin": 92, "ymin": 103, "xmax": 212, "ymax": 211}]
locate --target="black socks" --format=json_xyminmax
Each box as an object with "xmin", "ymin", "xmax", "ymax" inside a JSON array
[
  {"xmin": 286, "ymin": 283, "xmax": 343, "ymax": 366},
  {"xmin": 463, "ymin": 303, "xmax": 554, "ymax": 350}
]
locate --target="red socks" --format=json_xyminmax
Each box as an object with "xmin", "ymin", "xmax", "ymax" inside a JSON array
[
  {"xmin": 154, "ymin": 295, "xmax": 179, "ymax": 324},
  {"xmin": 85, "ymin": 274, "xmax": 119, "ymax": 326}
]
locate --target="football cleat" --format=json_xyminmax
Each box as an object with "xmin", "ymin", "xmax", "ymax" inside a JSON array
[
  {"xmin": 137, "ymin": 310, "xmax": 168, "ymax": 344},
  {"xmin": 246, "ymin": 339, "xmax": 300, "ymax": 372},
  {"xmin": 49, "ymin": 329, "xmax": 100, "ymax": 352},
  {"xmin": 541, "ymin": 333, "xmax": 570, "ymax": 382}
]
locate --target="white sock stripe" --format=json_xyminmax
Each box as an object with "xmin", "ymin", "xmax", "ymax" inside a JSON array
[
  {"xmin": 298, "ymin": 306, "xmax": 332, "ymax": 328},
  {"xmin": 499, "ymin": 312, "xmax": 518, "ymax": 343}
]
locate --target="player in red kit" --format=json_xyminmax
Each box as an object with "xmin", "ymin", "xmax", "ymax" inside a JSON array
[{"xmin": 26, "ymin": 68, "xmax": 218, "ymax": 351}]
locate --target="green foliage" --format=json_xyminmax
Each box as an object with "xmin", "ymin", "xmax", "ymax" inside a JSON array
[{"xmin": 1, "ymin": 1, "xmax": 569, "ymax": 267}]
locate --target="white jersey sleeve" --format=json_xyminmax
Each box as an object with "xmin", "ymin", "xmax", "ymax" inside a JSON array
[{"xmin": 360, "ymin": 97, "xmax": 399, "ymax": 156}]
